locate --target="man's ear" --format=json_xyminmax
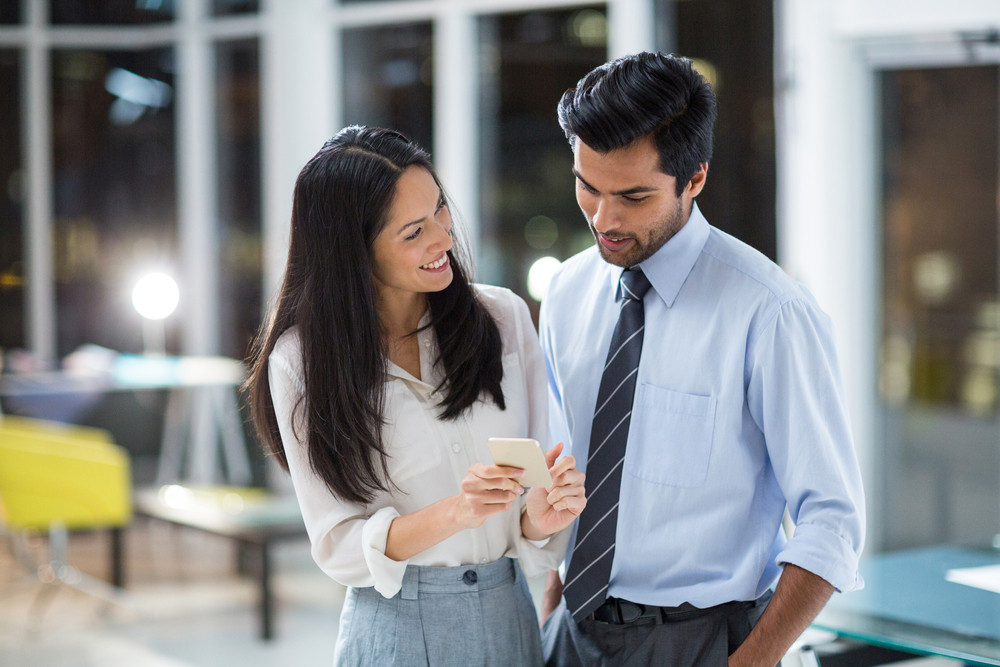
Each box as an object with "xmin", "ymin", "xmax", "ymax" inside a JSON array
[{"xmin": 685, "ymin": 163, "xmax": 709, "ymax": 198}]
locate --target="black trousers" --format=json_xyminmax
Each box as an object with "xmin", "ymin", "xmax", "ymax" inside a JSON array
[{"xmin": 542, "ymin": 590, "xmax": 773, "ymax": 667}]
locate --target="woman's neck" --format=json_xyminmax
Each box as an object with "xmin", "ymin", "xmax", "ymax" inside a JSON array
[{"xmin": 377, "ymin": 288, "xmax": 428, "ymax": 341}]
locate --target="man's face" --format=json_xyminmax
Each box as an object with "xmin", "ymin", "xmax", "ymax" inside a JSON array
[{"xmin": 573, "ymin": 136, "xmax": 707, "ymax": 268}]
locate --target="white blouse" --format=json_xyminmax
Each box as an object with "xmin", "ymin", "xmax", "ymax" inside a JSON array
[{"xmin": 269, "ymin": 285, "xmax": 571, "ymax": 599}]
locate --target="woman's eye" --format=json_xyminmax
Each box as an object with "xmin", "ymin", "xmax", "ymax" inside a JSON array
[
  {"xmin": 405, "ymin": 227, "xmax": 422, "ymax": 241},
  {"xmin": 436, "ymin": 197, "xmax": 447, "ymax": 212}
]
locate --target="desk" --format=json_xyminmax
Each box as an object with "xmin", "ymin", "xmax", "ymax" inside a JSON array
[
  {"xmin": 813, "ymin": 545, "xmax": 1000, "ymax": 666},
  {"xmin": 133, "ymin": 486, "xmax": 308, "ymax": 640},
  {"xmin": 0, "ymin": 354, "xmax": 251, "ymax": 485}
]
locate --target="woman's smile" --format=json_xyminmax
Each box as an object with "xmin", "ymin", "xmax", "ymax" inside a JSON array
[{"xmin": 420, "ymin": 254, "xmax": 450, "ymax": 272}]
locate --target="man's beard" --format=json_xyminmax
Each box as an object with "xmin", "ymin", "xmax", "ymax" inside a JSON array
[{"xmin": 590, "ymin": 197, "xmax": 688, "ymax": 268}]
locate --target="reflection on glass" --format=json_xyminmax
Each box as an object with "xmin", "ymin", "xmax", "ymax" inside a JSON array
[
  {"xmin": 0, "ymin": 50, "xmax": 23, "ymax": 351},
  {"xmin": 212, "ymin": 0, "xmax": 258, "ymax": 17},
  {"xmin": 0, "ymin": 3, "xmax": 19, "ymax": 24},
  {"xmin": 880, "ymin": 66, "xmax": 1000, "ymax": 551},
  {"xmin": 216, "ymin": 39, "xmax": 261, "ymax": 360},
  {"xmin": 675, "ymin": 0, "xmax": 775, "ymax": 259},
  {"xmin": 52, "ymin": 48, "xmax": 177, "ymax": 357},
  {"xmin": 51, "ymin": 0, "xmax": 174, "ymax": 24},
  {"xmin": 343, "ymin": 23, "xmax": 433, "ymax": 155},
  {"xmin": 478, "ymin": 8, "xmax": 608, "ymax": 314}
]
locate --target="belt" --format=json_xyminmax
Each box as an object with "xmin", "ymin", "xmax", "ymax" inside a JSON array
[{"xmin": 588, "ymin": 594, "xmax": 765, "ymax": 625}]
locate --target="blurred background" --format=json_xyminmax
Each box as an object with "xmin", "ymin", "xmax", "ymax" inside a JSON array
[{"xmin": 1, "ymin": 0, "xmax": 1000, "ymax": 665}]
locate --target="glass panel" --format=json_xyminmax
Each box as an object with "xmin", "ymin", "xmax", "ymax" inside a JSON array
[
  {"xmin": 212, "ymin": 0, "xmax": 258, "ymax": 17},
  {"xmin": 342, "ymin": 22, "xmax": 433, "ymax": 154},
  {"xmin": 216, "ymin": 39, "xmax": 261, "ymax": 361},
  {"xmin": 880, "ymin": 66, "xmax": 1000, "ymax": 551},
  {"xmin": 675, "ymin": 0, "xmax": 775, "ymax": 260},
  {"xmin": 52, "ymin": 48, "xmax": 177, "ymax": 357},
  {"xmin": 816, "ymin": 546, "xmax": 1000, "ymax": 663},
  {"xmin": 0, "ymin": 2, "xmax": 20, "ymax": 24},
  {"xmin": 51, "ymin": 0, "xmax": 174, "ymax": 25},
  {"xmin": 478, "ymin": 7, "xmax": 609, "ymax": 315},
  {"xmin": 0, "ymin": 49, "xmax": 23, "ymax": 353}
]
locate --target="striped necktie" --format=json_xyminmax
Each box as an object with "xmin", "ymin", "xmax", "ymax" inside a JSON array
[{"xmin": 563, "ymin": 267, "xmax": 652, "ymax": 623}]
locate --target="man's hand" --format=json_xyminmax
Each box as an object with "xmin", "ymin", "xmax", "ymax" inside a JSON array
[
  {"xmin": 728, "ymin": 564, "xmax": 834, "ymax": 667},
  {"xmin": 541, "ymin": 569, "xmax": 564, "ymax": 627}
]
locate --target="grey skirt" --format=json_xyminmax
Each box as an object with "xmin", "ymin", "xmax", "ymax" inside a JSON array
[{"xmin": 334, "ymin": 557, "xmax": 544, "ymax": 667}]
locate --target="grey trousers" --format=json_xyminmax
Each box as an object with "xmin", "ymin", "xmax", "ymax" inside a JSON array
[
  {"xmin": 335, "ymin": 557, "xmax": 544, "ymax": 667},
  {"xmin": 542, "ymin": 590, "xmax": 773, "ymax": 667}
]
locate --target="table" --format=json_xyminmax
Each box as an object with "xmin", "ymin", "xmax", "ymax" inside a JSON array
[
  {"xmin": 1, "ymin": 353, "xmax": 251, "ymax": 486},
  {"xmin": 813, "ymin": 545, "xmax": 1000, "ymax": 666},
  {"xmin": 133, "ymin": 486, "xmax": 308, "ymax": 640}
]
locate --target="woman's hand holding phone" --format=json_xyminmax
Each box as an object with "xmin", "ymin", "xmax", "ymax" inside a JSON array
[
  {"xmin": 523, "ymin": 442, "xmax": 587, "ymax": 539},
  {"xmin": 452, "ymin": 463, "xmax": 526, "ymax": 529}
]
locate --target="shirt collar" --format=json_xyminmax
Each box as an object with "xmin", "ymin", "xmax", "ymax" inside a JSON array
[
  {"xmin": 613, "ymin": 201, "xmax": 710, "ymax": 308},
  {"xmin": 385, "ymin": 309, "xmax": 439, "ymax": 393}
]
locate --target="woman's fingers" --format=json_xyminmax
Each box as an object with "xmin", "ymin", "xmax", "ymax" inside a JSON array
[
  {"xmin": 471, "ymin": 463, "xmax": 524, "ymax": 480},
  {"xmin": 547, "ymin": 455, "xmax": 578, "ymax": 481},
  {"xmin": 546, "ymin": 483, "xmax": 585, "ymax": 506},
  {"xmin": 552, "ymin": 495, "xmax": 586, "ymax": 514}
]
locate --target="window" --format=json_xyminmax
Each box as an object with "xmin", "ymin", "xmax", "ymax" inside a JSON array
[
  {"xmin": 216, "ymin": 38, "xmax": 261, "ymax": 360},
  {"xmin": 880, "ymin": 65, "xmax": 1000, "ymax": 549},
  {"xmin": 0, "ymin": 49, "xmax": 22, "ymax": 351},
  {"xmin": 52, "ymin": 48, "xmax": 177, "ymax": 356}
]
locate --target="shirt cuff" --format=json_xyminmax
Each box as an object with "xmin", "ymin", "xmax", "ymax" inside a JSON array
[
  {"xmin": 775, "ymin": 522, "xmax": 864, "ymax": 592},
  {"xmin": 361, "ymin": 506, "xmax": 409, "ymax": 599},
  {"xmin": 514, "ymin": 524, "xmax": 573, "ymax": 577}
]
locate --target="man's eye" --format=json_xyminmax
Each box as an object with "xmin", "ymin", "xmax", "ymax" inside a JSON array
[
  {"xmin": 623, "ymin": 196, "xmax": 648, "ymax": 204},
  {"xmin": 406, "ymin": 228, "xmax": 422, "ymax": 241}
]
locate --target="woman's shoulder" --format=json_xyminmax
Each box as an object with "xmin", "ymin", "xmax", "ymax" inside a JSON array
[
  {"xmin": 472, "ymin": 284, "xmax": 532, "ymax": 353},
  {"xmin": 269, "ymin": 326, "xmax": 304, "ymax": 385}
]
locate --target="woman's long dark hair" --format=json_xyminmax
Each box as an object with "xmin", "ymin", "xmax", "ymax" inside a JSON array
[{"xmin": 245, "ymin": 126, "xmax": 505, "ymax": 505}]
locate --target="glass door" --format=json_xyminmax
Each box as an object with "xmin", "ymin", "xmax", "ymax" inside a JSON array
[{"xmin": 879, "ymin": 65, "xmax": 1000, "ymax": 551}]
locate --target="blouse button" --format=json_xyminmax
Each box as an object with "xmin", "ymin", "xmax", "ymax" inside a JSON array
[
  {"xmin": 480, "ymin": 558, "xmax": 488, "ymax": 564},
  {"xmin": 451, "ymin": 443, "xmax": 461, "ymax": 453}
]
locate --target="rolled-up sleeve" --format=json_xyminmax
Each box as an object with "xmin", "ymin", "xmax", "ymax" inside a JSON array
[
  {"xmin": 508, "ymin": 292, "xmax": 573, "ymax": 574},
  {"xmin": 269, "ymin": 355, "xmax": 410, "ymax": 598},
  {"xmin": 746, "ymin": 297, "xmax": 866, "ymax": 592}
]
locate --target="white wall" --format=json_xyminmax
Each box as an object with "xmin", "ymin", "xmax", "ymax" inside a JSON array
[{"xmin": 775, "ymin": 0, "xmax": 1000, "ymax": 553}]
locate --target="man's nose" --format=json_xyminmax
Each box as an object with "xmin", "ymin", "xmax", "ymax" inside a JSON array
[{"xmin": 592, "ymin": 199, "xmax": 617, "ymax": 232}]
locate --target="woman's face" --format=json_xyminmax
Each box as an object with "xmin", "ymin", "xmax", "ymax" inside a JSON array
[{"xmin": 371, "ymin": 166, "xmax": 454, "ymax": 299}]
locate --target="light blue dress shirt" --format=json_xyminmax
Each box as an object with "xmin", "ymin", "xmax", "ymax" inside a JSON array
[{"xmin": 540, "ymin": 203, "xmax": 866, "ymax": 608}]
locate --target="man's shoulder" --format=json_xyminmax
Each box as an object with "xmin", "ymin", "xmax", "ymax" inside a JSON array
[
  {"xmin": 547, "ymin": 245, "xmax": 606, "ymax": 302},
  {"xmin": 701, "ymin": 226, "xmax": 807, "ymax": 307}
]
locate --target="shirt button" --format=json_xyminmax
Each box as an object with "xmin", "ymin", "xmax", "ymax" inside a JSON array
[
  {"xmin": 480, "ymin": 558, "xmax": 487, "ymax": 564},
  {"xmin": 463, "ymin": 570, "xmax": 478, "ymax": 585},
  {"xmin": 452, "ymin": 443, "xmax": 461, "ymax": 453}
]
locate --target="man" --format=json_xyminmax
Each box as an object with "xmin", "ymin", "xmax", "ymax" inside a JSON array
[{"xmin": 539, "ymin": 52, "xmax": 865, "ymax": 667}]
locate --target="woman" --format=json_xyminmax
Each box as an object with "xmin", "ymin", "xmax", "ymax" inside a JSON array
[{"xmin": 246, "ymin": 126, "xmax": 585, "ymax": 666}]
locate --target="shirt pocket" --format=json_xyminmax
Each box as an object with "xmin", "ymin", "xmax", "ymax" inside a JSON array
[{"xmin": 624, "ymin": 384, "xmax": 717, "ymax": 488}]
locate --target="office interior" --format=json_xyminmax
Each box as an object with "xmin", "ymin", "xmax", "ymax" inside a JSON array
[{"xmin": 0, "ymin": 0, "xmax": 999, "ymax": 665}]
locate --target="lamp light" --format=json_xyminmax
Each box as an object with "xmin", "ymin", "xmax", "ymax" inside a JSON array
[{"xmin": 133, "ymin": 273, "xmax": 178, "ymax": 355}]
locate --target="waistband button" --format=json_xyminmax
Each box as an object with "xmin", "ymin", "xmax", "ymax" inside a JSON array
[{"xmin": 463, "ymin": 570, "xmax": 478, "ymax": 585}]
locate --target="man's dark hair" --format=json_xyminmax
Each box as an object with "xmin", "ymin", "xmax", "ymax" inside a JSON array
[{"xmin": 557, "ymin": 52, "xmax": 717, "ymax": 196}]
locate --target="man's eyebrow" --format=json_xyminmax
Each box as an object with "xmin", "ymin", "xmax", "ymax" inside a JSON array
[{"xmin": 572, "ymin": 169, "xmax": 658, "ymax": 196}]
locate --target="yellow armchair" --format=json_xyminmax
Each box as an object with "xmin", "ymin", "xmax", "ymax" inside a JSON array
[
  {"xmin": 0, "ymin": 418, "xmax": 133, "ymax": 629},
  {"xmin": 0, "ymin": 429, "xmax": 132, "ymax": 531}
]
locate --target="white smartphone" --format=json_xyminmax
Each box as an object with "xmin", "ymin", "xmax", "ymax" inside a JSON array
[{"xmin": 487, "ymin": 437, "xmax": 553, "ymax": 489}]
